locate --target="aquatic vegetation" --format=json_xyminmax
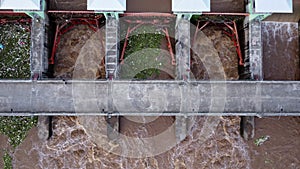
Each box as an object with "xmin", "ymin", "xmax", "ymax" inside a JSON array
[
  {"xmin": 135, "ymin": 68, "xmax": 160, "ymax": 79},
  {"xmin": 0, "ymin": 20, "xmax": 36, "ymax": 167},
  {"xmin": 121, "ymin": 26, "xmax": 164, "ymax": 79},
  {"xmin": 3, "ymin": 152, "xmax": 12, "ymax": 169},
  {"xmin": 0, "ymin": 21, "xmax": 31, "ymax": 79},
  {"xmin": 191, "ymin": 15, "xmax": 244, "ymax": 22},
  {"xmin": 0, "ymin": 116, "xmax": 38, "ymax": 148},
  {"xmin": 0, "ymin": 18, "xmax": 36, "ymax": 147}
]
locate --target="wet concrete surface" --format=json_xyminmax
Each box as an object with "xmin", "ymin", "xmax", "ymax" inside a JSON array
[{"xmin": 262, "ymin": 22, "xmax": 299, "ymax": 80}]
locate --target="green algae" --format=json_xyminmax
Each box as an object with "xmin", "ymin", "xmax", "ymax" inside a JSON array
[
  {"xmin": 0, "ymin": 20, "xmax": 31, "ymax": 79},
  {"xmin": 3, "ymin": 152, "xmax": 12, "ymax": 169},
  {"xmin": 0, "ymin": 18, "xmax": 37, "ymax": 168},
  {"xmin": 121, "ymin": 25, "xmax": 164, "ymax": 79},
  {"xmin": 0, "ymin": 116, "xmax": 38, "ymax": 148}
]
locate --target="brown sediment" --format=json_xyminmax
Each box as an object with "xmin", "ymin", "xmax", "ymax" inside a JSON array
[{"xmin": 261, "ymin": 0, "xmax": 300, "ymax": 80}]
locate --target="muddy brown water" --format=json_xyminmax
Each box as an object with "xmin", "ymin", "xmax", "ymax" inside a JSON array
[
  {"xmin": 12, "ymin": 24, "xmax": 250, "ymax": 168},
  {"xmin": 3, "ymin": 23, "xmax": 299, "ymax": 169},
  {"xmin": 54, "ymin": 24, "xmax": 105, "ymax": 79},
  {"xmin": 191, "ymin": 26, "xmax": 239, "ymax": 80},
  {"xmin": 247, "ymin": 117, "xmax": 300, "ymax": 169},
  {"xmin": 9, "ymin": 117, "xmax": 299, "ymax": 168},
  {"xmin": 11, "ymin": 117, "xmax": 251, "ymax": 168}
]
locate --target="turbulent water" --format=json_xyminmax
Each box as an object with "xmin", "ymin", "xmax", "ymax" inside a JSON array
[
  {"xmin": 11, "ymin": 24, "xmax": 251, "ymax": 168},
  {"xmin": 261, "ymin": 21, "xmax": 299, "ymax": 80},
  {"xmin": 191, "ymin": 26, "xmax": 239, "ymax": 80},
  {"xmin": 12, "ymin": 116, "xmax": 250, "ymax": 168},
  {"xmin": 54, "ymin": 24, "xmax": 106, "ymax": 79}
]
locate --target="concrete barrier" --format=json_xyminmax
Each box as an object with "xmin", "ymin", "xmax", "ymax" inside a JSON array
[{"xmin": 0, "ymin": 80, "xmax": 299, "ymax": 116}]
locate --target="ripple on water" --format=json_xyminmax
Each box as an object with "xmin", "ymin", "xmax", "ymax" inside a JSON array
[
  {"xmin": 13, "ymin": 23, "xmax": 250, "ymax": 168},
  {"xmin": 12, "ymin": 116, "xmax": 250, "ymax": 168}
]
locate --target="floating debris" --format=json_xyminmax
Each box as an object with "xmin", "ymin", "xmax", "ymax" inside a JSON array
[{"xmin": 254, "ymin": 135, "xmax": 270, "ymax": 146}]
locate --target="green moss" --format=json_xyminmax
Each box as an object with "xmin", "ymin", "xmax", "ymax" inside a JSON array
[
  {"xmin": 0, "ymin": 20, "xmax": 31, "ymax": 79},
  {"xmin": 0, "ymin": 19, "xmax": 37, "ymax": 168},
  {"xmin": 121, "ymin": 26, "xmax": 164, "ymax": 79},
  {"xmin": 0, "ymin": 18, "xmax": 35, "ymax": 169},
  {"xmin": 191, "ymin": 15, "xmax": 244, "ymax": 22},
  {"xmin": 135, "ymin": 68, "xmax": 160, "ymax": 80},
  {"xmin": 3, "ymin": 152, "xmax": 12, "ymax": 169},
  {"xmin": 0, "ymin": 116, "xmax": 38, "ymax": 148}
]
